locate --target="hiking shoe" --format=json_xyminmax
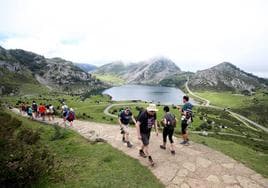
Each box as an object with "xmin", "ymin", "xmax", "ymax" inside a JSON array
[
  {"xmin": 180, "ymin": 141, "xmax": 187, "ymax": 145},
  {"xmin": 148, "ymin": 156, "xmax": 155, "ymax": 167},
  {"xmin": 171, "ymin": 150, "xmax": 176, "ymax": 155},
  {"xmin": 127, "ymin": 141, "xmax": 133, "ymax": 148},
  {"xmin": 160, "ymin": 145, "xmax": 166, "ymax": 150},
  {"xmin": 139, "ymin": 150, "xmax": 147, "ymax": 158}
]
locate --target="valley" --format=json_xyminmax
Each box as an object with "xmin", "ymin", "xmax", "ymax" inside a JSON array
[{"xmin": 1, "ymin": 46, "xmax": 268, "ymax": 186}]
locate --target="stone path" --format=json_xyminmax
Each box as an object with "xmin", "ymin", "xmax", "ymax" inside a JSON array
[{"xmin": 12, "ymin": 109, "xmax": 268, "ymax": 188}]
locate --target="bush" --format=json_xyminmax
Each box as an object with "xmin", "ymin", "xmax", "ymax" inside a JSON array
[
  {"xmin": 50, "ymin": 125, "xmax": 66, "ymax": 141},
  {"xmin": 17, "ymin": 128, "xmax": 40, "ymax": 145},
  {"xmin": 0, "ymin": 111, "xmax": 56, "ymax": 187},
  {"xmin": 200, "ymin": 122, "xmax": 209, "ymax": 130}
]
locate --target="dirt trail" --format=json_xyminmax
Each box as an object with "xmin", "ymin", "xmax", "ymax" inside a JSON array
[{"xmin": 12, "ymin": 109, "xmax": 268, "ymax": 188}]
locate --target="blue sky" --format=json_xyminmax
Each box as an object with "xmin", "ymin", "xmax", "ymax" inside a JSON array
[{"xmin": 0, "ymin": 0, "xmax": 268, "ymax": 78}]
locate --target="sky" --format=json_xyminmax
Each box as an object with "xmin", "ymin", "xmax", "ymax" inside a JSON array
[{"xmin": 0, "ymin": 0, "xmax": 267, "ymax": 78}]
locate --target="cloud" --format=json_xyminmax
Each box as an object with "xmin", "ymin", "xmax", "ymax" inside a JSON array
[{"xmin": 0, "ymin": 0, "xmax": 267, "ymax": 77}]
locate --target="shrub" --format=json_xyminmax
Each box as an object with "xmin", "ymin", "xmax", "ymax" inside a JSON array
[
  {"xmin": 200, "ymin": 122, "xmax": 209, "ymax": 130},
  {"xmin": 50, "ymin": 126, "xmax": 66, "ymax": 141},
  {"xmin": 17, "ymin": 128, "xmax": 40, "ymax": 145},
  {"xmin": 0, "ymin": 111, "xmax": 56, "ymax": 187}
]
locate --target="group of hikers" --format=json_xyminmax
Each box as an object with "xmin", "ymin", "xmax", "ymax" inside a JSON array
[
  {"xmin": 118, "ymin": 95, "xmax": 193, "ymax": 166},
  {"xmin": 19, "ymin": 101, "xmax": 76, "ymax": 126},
  {"xmin": 19, "ymin": 101, "xmax": 56, "ymax": 121},
  {"xmin": 19, "ymin": 95, "xmax": 192, "ymax": 167}
]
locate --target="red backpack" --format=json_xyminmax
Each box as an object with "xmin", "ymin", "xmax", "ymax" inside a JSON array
[{"xmin": 68, "ymin": 112, "xmax": 75, "ymax": 120}]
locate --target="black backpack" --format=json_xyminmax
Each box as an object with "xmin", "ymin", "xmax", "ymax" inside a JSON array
[{"xmin": 165, "ymin": 113, "xmax": 176, "ymax": 127}]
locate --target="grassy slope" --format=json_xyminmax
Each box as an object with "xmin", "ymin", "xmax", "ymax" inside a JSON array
[
  {"xmin": 93, "ymin": 73, "xmax": 126, "ymax": 85},
  {"xmin": 195, "ymin": 91, "xmax": 268, "ymax": 127},
  {"xmin": 8, "ymin": 112, "xmax": 163, "ymax": 188},
  {"xmin": 3, "ymin": 94, "xmax": 268, "ymax": 177}
]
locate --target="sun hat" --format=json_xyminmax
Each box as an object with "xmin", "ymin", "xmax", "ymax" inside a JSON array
[
  {"xmin": 146, "ymin": 104, "xmax": 158, "ymax": 112},
  {"xmin": 70, "ymin": 108, "xmax": 74, "ymax": 112}
]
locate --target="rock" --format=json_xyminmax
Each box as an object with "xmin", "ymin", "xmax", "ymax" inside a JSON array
[
  {"xmin": 183, "ymin": 162, "xmax": 196, "ymax": 172},
  {"xmin": 206, "ymin": 175, "xmax": 220, "ymax": 183},
  {"xmin": 222, "ymin": 175, "xmax": 237, "ymax": 184},
  {"xmin": 222, "ymin": 163, "xmax": 235, "ymax": 169},
  {"xmin": 236, "ymin": 176, "xmax": 262, "ymax": 188},
  {"xmin": 196, "ymin": 157, "xmax": 212, "ymax": 168},
  {"xmin": 177, "ymin": 169, "xmax": 189, "ymax": 177}
]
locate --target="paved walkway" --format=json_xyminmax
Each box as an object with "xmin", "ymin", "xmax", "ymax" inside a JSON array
[{"xmin": 12, "ymin": 109, "xmax": 268, "ymax": 188}]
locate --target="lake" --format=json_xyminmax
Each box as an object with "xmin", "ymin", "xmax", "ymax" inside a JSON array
[{"xmin": 102, "ymin": 84, "xmax": 194, "ymax": 105}]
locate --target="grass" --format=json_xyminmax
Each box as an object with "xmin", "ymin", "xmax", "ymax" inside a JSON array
[
  {"xmin": 93, "ymin": 73, "xmax": 126, "ymax": 85},
  {"xmin": 7, "ymin": 111, "xmax": 163, "ymax": 188},
  {"xmin": 194, "ymin": 91, "xmax": 268, "ymax": 127},
  {"xmin": 190, "ymin": 134, "xmax": 268, "ymax": 177},
  {"xmin": 3, "ymin": 93, "xmax": 268, "ymax": 178}
]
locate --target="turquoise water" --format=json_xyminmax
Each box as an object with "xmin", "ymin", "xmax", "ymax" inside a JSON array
[{"xmin": 103, "ymin": 84, "xmax": 194, "ymax": 105}]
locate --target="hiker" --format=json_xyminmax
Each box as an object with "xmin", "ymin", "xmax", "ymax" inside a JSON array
[
  {"xmin": 136, "ymin": 104, "xmax": 159, "ymax": 166},
  {"xmin": 177, "ymin": 96, "xmax": 193, "ymax": 145},
  {"xmin": 38, "ymin": 103, "xmax": 46, "ymax": 121},
  {"xmin": 48, "ymin": 104, "xmax": 55, "ymax": 121},
  {"xmin": 20, "ymin": 102, "xmax": 26, "ymax": 115},
  {"xmin": 160, "ymin": 106, "xmax": 176, "ymax": 155},
  {"xmin": 118, "ymin": 107, "xmax": 136, "ymax": 148},
  {"xmin": 61, "ymin": 102, "xmax": 69, "ymax": 123},
  {"xmin": 27, "ymin": 106, "xmax": 33, "ymax": 120},
  {"xmin": 65, "ymin": 108, "xmax": 75, "ymax": 126},
  {"xmin": 32, "ymin": 101, "xmax": 38, "ymax": 118}
]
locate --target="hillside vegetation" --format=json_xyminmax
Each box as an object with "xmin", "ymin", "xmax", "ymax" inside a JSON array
[{"xmin": 0, "ymin": 110, "xmax": 163, "ymax": 187}]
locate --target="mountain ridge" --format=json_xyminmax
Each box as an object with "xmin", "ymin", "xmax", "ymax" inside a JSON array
[{"xmin": 0, "ymin": 46, "xmax": 107, "ymax": 95}]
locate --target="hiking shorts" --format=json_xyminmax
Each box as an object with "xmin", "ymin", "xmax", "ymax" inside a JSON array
[
  {"xmin": 163, "ymin": 126, "xmax": 174, "ymax": 143},
  {"xmin": 181, "ymin": 120, "xmax": 188, "ymax": 134},
  {"xmin": 63, "ymin": 112, "xmax": 67, "ymax": 118},
  {"xmin": 122, "ymin": 124, "xmax": 129, "ymax": 134},
  {"xmin": 141, "ymin": 132, "xmax": 151, "ymax": 146},
  {"xmin": 67, "ymin": 117, "xmax": 74, "ymax": 122}
]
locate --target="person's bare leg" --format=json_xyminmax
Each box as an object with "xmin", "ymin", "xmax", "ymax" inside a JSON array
[
  {"xmin": 170, "ymin": 143, "xmax": 175, "ymax": 151},
  {"xmin": 143, "ymin": 145, "xmax": 149, "ymax": 157},
  {"xmin": 125, "ymin": 133, "xmax": 129, "ymax": 142}
]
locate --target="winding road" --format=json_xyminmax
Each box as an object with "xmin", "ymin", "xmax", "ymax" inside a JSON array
[{"xmin": 185, "ymin": 79, "xmax": 268, "ymax": 133}]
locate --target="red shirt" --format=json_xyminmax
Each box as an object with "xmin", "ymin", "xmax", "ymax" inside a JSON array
[{"xmin": 38, "ymin": 105, "xmax": 46, "ymax": 113}]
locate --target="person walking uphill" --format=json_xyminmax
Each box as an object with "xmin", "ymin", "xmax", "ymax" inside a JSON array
[
  {"xmin": 118, "ymin": 107, "xmax": 136, "ymax": 148},
  {"xmin": 136, "ymin": 104, "xmax": 159, "ymax": 166},
  {"xmin": 160, "ymin": 106, "xmax": 176, "ymax": 155},
  {"xmin": 65, "ymin": 108, "xmax": 75, "ymax": 127},
  {"xmin": 177, "ymin": 95, "xmax": 193, "ymax": 145}
]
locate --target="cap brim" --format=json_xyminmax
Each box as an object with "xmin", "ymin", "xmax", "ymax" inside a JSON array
[{"xmin": 147, "ymin": 108, "xmax": 158, "ymax": 112}]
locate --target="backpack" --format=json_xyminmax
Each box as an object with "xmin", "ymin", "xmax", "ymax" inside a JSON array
[
  {"xmin": 68, "ymin": 112, "xmax": 75, "ymax": 120},
  {"xmin": 165, "ymin": 113, "xmax": 176, "ymax": 127},
  {"xmin": 32, "ymin": 103, "xmax": 37, "ymax": 111}
]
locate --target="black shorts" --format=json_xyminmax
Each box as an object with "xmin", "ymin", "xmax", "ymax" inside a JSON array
[
  {"xmin": 181, "ymin": 120, "xmax": 188, "ymax": 134},
  {"xmin": 63, "ymin": 112, "xmax": 67, "ymax": 117},
  {"xmin": 141, "ymin": 132, "xmax": 151, "ymax": 146},
  {"xmin": 67, "ymin": 118, "xmax": 74, "ymax": 122}
]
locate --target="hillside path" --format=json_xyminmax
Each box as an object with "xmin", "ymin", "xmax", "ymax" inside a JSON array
[{"xmin": 12, "ymin": 109, "xmax": 268, "ymax": 188}]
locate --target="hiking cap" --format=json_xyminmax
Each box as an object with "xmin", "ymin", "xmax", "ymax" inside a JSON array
[{"xmin": 146, "ymin": 104, "xmax": 158, "ymax": 112}]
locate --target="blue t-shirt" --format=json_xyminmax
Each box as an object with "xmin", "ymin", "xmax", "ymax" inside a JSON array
[{"xmin": 119, "ymin": 111, "xmax": 133, "ymax": 125}]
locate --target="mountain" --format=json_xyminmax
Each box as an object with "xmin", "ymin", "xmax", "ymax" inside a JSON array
[
  {"xmin": 188, "ymin": 62, "xmax": 268, "ymax": 91},
  {"xmin": 75, "ymin": 63, "xmax": 97, "ymax": 72},
  {"xmin": 94, "ymin": 57, "xmax": 181, "ymax": 85},
  {"xmin": 0, "ymin": 46, "xmax": 107, "ymax": 95}
]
